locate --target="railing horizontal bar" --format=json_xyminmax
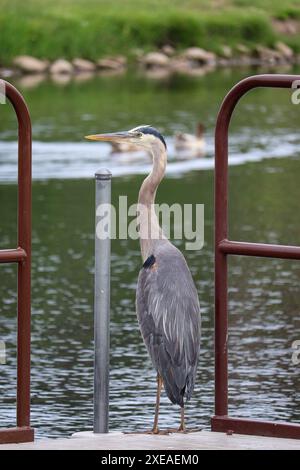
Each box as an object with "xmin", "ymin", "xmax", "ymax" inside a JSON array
[
  {"xmin": 0, "ymin": 427, "xmax": 34, "ymax": 444},
  {"xmin": 0, "ymin": 248, "xmax": 27, "ymax": 263},
  {"xmin": 218, "ymin": 240, "xmax": 300, "ymax": 260},
  {"xmin": 211, "ymin": 416, "xmax": 300, "ymax": 440}
]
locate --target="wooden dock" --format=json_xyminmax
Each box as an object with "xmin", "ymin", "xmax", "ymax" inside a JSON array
[{"xmin": 1, "ymin": 430, "xmax": 300, "ymax": 450}]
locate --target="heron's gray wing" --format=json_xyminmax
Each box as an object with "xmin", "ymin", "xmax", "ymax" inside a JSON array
[{"xmin": 136, "ymin": 244, "xmax": 201, "ymax": 406}]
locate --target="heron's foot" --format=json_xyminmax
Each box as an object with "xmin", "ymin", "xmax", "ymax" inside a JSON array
[
  {"xmin": 123, "ymin": 428, "xmax": 170, "ymax": 435},
  {"xmin": 166, "ymin": 426, "xmax": 202, "ymax": 434},
  {"xmin": 181, "ymin": 426, "xmax": 202, "ymax": 434},
  {"xmin": 165, "ymin": 427, "xmax": 186, "ymax": 434},
  {"xmin": 151, "ymin": 428, "xmax": 170, "ymax": 435},
  {"xmin": 148, "ymin": 425, "xmax": 172, "ymax": 435}
]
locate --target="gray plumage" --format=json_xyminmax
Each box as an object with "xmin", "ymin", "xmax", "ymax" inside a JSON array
[
  {"xmin": 136, "ymin": 240, "xmax": 201, "ymax": 407},
  {"xmin": 86, "ymin": 125, "xmax": 201, "ymax": 429}
]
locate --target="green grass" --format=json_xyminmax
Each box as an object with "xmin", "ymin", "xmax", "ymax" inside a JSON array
[{"xmin": 0, "ymin": 0, "xmax": 300, "ymax": 65}]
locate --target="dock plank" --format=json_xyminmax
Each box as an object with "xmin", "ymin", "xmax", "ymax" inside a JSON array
[{"xmin": 1, "ymin": 431, "xmax": 300, "ymax": 450}]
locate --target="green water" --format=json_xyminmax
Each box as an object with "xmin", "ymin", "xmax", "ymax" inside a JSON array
[{"xmin": 0, "ymin": 66, "xmax": 300, "ymax": 437}]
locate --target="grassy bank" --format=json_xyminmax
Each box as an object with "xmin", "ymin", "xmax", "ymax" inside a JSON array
[{"xmin": 0, "ymin": 0, "xmax": 300, "ymax": 65}]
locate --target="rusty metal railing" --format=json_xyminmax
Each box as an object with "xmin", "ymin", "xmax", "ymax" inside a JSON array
[
  {"xmin": 0, "ymin": 81, "xmax": 33, "ymax": 444},
  {"xmin": 212, "ymin": 74, "xmax": 300, "ymax": 440}
]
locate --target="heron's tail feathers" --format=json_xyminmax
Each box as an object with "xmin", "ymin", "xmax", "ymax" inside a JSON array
[{"xmin": 160, "ymin": 366, "xmax": 196, "ymax": 408}]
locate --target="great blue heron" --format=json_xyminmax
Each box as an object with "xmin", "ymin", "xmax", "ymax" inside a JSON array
[
  {"xmin": 174, "ymin": 123, "xmax": 205, "ymax": 155},
  {"xmin": 86, "ymin": 126, "xmax": 201, "ymax": 433}
]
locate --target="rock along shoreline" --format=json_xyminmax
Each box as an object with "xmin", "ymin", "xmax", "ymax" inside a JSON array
[{"xmin": 1, "ymin": 43, "xmax": 299, "ymax": 80}]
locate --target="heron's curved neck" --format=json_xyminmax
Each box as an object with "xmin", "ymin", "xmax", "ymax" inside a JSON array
[{"xmin": 138, "ymin": 142, "xmax": 167, "ymax": 260}]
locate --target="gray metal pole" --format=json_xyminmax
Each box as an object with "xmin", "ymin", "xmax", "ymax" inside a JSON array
[{"xmin": 94, "ymin": 168, "xmax": 111, "ymax": 433}]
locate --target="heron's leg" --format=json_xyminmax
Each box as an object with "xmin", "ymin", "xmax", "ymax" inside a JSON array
[
  {"xmin": 167, "ymin": 407, "xmax": 202, "ymax": 434},
  {"xmin": 152, "ymin": 373, "xmax": 162, "ymax": 434},
  {"xmin": 124, "ymin": 375, "xmax": 168, "ymax": 435},
  {"xmin": 165, "ymin": 406, "xmax": 186, "ymax": 433},
  {"xmin": 178, "ymin": 407, "xmax": 186, "ymax": 432}
]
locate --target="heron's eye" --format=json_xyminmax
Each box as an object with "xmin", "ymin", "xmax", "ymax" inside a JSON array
[{"xmin": 136, "ymin": 132, "xmax": 143, "ymax": 138}]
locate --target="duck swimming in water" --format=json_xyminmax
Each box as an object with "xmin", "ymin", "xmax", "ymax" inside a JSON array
[
  {"xmin": 174, "ymin": 123, "xmax": 205, "ymax": 156},
  {"xmin": 109, "ymin": 140, "xmax": 141, "ymax": 154}
]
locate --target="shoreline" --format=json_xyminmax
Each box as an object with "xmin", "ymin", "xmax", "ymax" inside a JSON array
[{"xmin": 1, "ymin": 43, "xmax": 299, "ymax": 81}]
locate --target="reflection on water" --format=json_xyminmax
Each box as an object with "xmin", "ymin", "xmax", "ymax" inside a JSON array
[{"xmin": 0, "ymin": 68, "xmax": 300, "ymax": 437}]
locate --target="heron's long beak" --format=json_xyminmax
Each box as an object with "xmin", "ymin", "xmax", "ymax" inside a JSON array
[{"xmin": 85, "ymin": 131, "xmax": 132, "ymax": 142}]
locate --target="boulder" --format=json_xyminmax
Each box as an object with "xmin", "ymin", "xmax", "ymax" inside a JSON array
[
  {"xmin": 113, "ymin": 55, "xmax": 127, "ymax": 66},
  {"xmin": 172, "ymin": 60, "xmax": 214, "ymax": 76},
  {"xmin": 254, "ymin": 46, "xmax": 281, "ymax": 64},
  {"xmin": 72, "ymin": 58, "xmax": 96, "ymax": 72},
  {"xmin": 183, "ymin": 47, "xmax": 216, "ymax": 65},
  {"xmin": 275, "ymin": 42, "xmax": 294, "ymax": 61},
  {"xmin": 50, "ymin": 59, "xmax": 74, "ymax": 74},
  {"xmin": 171, "ymin": 58, "xmax": 214, "ymax": 76},
  {"xmin": 219, "ymin": 45, "xmax": 232, "ymax": 59},
  {"xmin": 97, "ymin": 56, "xmax": 127, "ymax": 70},
  {"xmin": 141, "ymin": 52, "xmax": 170, "ymax": 68},
  {"xmin": 13, "ymin": 55, "xmax": 48, "ymax": 73},
  {"xmin": 161, "ymin": 45, "xmax": 175, "ymax": 57},
  {"xmin": 272, "ymin": 19, "xmax": 299, "ymax": 36}
]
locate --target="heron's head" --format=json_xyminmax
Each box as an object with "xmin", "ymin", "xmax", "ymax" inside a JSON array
[{"xmin": 85, "ymin": 125, "xmax": 167, "ymax": 151}]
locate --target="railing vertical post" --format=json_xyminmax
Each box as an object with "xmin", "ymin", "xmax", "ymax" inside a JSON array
[
  {"xmin": 94, "ymin": 169, "xmax": 111, "ymax": 434},
  {"xmin": 215, "ymin": 96, "xmax": 230, "ymax": 418},
  {"xmin": 0, "ymin": 80, "xmax": 33, "ymax": 443},
  {"xmin": 212, "ymin": 74, "xmax": 300, "ymax": 439},
  {"xmin": 15, "ymin": 84, "xmax": 32, "ymax": 430}
]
